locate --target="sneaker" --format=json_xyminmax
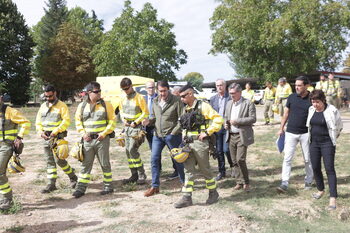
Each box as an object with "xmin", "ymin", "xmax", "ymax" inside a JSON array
[
  {"xmin": 0, "ymin": 199, "xmax": 13, "ymax": 211},
  {"xmin": 72, "ymin": 190, "xmax": 85, "ymax": 198},
  {"xmin": 304, "ymin": 183, "xmax": 312, "ymax": 190},
  {"xmin": 277, "ymin": 184, "xmax": 288, "ymax": 193},
  {"xmin": 41, "ymin": 184, "xmax": 57, "ymax": 194},
  {"xmin": 168, "ymin": 171, "xmax": 179, "ymax": 180},
  {"xmin": 215, "ymin": 173, "xmax": 225, "ymax": 181},
  {"xmin": 100, "ymin": 188, "xmax": 114, "ymax": 195}
]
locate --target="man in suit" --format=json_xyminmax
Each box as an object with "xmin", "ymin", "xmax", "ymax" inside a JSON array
[
  {"xmin": 144, "ymin": 81, "xmax": 157, "ymax": 150},
  {"xmin": 210, "ymin": 79, "xmax": 234, "ymax": 180},
  {"xmin": 225, "ymin": 83, "xmax": 256, "ymax": 191}
]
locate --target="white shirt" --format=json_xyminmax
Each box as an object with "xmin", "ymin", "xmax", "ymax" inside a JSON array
[{"xmin": 230, "ymin": 98, "xmax": 242, "ymax": 133}]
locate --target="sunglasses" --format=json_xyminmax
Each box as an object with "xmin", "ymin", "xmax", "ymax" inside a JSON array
[
  {"xmin": 90, "ymin": 90, "xmax": 101, "ymax": 94},
  {"xmin": 180, "ymin": 93, "xmax": 189, "ymax": 98},
  {"xmin": 122, "ymin": 86, "xmax": 131, "ymax": 91},
  {"xmin": 44, "ymin": 94, "xmax": 54, "ymax": 98}
]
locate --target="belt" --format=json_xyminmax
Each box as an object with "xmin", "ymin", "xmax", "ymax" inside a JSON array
[
  {"xmin": 266, "ymin": 99, "xmax": 274, "ymax": 101},
  {"xmin": 230, "ymin": 132, "xmax": 239, "ymax": 135}
]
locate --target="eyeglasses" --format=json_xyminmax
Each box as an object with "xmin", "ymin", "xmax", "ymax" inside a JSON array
[
  {"xmin": 122, "ymin": 86, "xmax": 130, "ymax": 91},
  {"xmin": 44, "ymin": 94, "xmax": 54, "ymax": 98},
  {"xmin": 229, "ymin": 92, "xmax": 238, "ymax": 95},
  {"xmin": 90, "ymin": 90, "xmax": 101, "ymax": 94},
  {"xmin": 147, "ymin": 86, "xmax": 155, "ymax": 89},
  {"xmin": 180, "ymin": 93, "xmax": 189, "ymax": 98}
]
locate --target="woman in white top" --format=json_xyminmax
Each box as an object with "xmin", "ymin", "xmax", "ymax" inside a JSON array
[{"xmin": 306, "ymin": 90, "xmax": 342, "ymax": 210}]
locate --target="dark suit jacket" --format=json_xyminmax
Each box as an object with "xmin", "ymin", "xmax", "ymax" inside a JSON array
[
  {"xmin": 225, "ymin": 97, "xmax": 256, "ymax": 146},
  {"xmin": 210, "ymin": 92, "xmax": 231, "ymax": 116}
]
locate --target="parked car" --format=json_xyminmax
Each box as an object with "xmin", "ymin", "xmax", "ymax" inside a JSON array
[{"xmin": 254, "ymin": 89, "xmax": 265, "ymax": 105}]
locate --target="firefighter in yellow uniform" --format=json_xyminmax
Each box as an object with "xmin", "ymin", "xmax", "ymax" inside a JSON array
[
  {"xmin": 36, "ymin": 85, "xmax": 77, "ymax": 193},
  {"xmin": 275, "ymin": 77, "xmax": 292, "ymax": 117},
  {"xmin": 325, "ymin": 73, "xmax": 340, "ymax": 108},
  {"xmin": 118, "ymin": 77, "xmax": 149, "ymax": 184},
  {"xmin": 0, "ymin": 92, "xmax": 30, "ymax": 210},
  {"xmin": 315, "ymin": 73, "xmax": 328, "ymax": 93},
  {"xmin": 242, "ymin": 82, "xmax": 255, "ymax": 103},
  {"xmin": 175, "ymin": 85, "xmax": 223, "ymax": 208},
  {"xmin": 263, "ymin": 81, "xmax": 276, "ymax": 125},
  {"xmin": 73, "ymin": 81, "xmax": 116, "ymax": 198}
]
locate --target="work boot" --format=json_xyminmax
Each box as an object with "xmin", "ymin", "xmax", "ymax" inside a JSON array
[
  {"xmin": 0, "ymin": 199, "xmax": 13, "ymax": 211},
  {"xmin": 70, "ymin": 175, "xmax": 78, "ymax": 189},
  {"xmin": 137, "ymin": 173, "xmax": 147, "ymax": 185},
  {"xmin": 100, "ymin": 187, "xmax": 114, "ymax": 195},
  {"xmin": 206, "ymin": 189, "xmax": 219, "ymax": 205},
  {"xmin": 174, "ymin": 195, "xmax": 193, "ymax": 208},
  {"xmin": 72, "ymin": 190, "xmax": 85, "ymax": 198},
  {"xmin": 122, "ymin": 173, "xmax": 138, "ymax": 184},
  {"xmin": 41, "ymin": 184, "xmax": 57, "ymax": 194}
]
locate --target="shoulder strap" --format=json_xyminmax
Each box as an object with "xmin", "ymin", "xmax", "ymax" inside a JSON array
[
  {"xmin": 1, "ymin": 104, "xmax": 8, "ymax": 141},
  {"xmin": 80, "ymin": 101, "xmax": 88, "ymax": 128}
]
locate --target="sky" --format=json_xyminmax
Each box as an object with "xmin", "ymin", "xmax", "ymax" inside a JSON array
[{"xmin": 12, "ymin": 0, "xmax": 236, "ymax": 83}]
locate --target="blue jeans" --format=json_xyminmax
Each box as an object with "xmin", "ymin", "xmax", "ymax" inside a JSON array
[
  {"xmin": 216, "ymin": 128, "xmax": 233, "ymax": 174},
  {"xmin": 151, "ymin": 134, "xmax": 185, "ymax": 187}
]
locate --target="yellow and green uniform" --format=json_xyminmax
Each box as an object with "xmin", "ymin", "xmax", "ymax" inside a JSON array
[
  {"xmin": 75, "ymin": 99, "xmax": 116, "ymax": 193},
  {"xmin": 307, "ymin": 86, "xmax": 314, "ymax": 92},
  {"xmin": 242, "ymin": 89, "xmax": 255, "ymax": 103},
  {"xmin": 325, "ymin": 80, "xmax": 340, "ymax": 108},
  {"xmin": 36, "ymin": 99, "xmax": 76, "ymax": 185},
  {"xmin": 182, "ymin": 100, "xmax": 223, "ymax": 195},
  {"xmin": 315, "ymin": 80, "xmax": 328, "ymax": 93},
  {"xmin": 263, "ymin": 86, "xmax": 276, "ymax": 123},
  {"xmin": 0, "ymin": 104, "xmax": 30, "ymax": 201},
  {"xmin": 275, "ymin": 83, "xmax": 292, "ymax": 116},
  {"xmin": 118, "ymin": 91, "xmax": 148, "ymax": 176}
]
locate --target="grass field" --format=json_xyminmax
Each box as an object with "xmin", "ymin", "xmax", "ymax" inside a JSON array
[{"xmin": 1, "ymin": 104, "xmax": 350, "ymax": 233}]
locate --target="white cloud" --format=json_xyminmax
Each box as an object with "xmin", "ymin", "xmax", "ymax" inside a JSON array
[{"xmin": 12, "ymin": 0, "xmax": 235, "ymax": 82}]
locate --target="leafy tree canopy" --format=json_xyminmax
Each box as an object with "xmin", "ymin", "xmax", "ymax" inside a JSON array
[
  {"xmin": 41, "ymin": 22, "xmax": 96, "ymax": 92},
  {"xmin": 183, "ymin": 72, "xmax": 204, "ymax": 90},
  {"xmin": 93, "ymin": 0, "xmax": 187, "ymax": 81},
  {"xmin": 0, "ymin": 0, "xmax": 34, "ymax": 105},
  {"xmin": 210, "ymin": 0, "xmax": 350, "ymax": 82}
]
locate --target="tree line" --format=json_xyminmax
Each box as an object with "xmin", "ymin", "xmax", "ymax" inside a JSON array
[{"xmin": 1, "ymin": 0, "xmax": 350, "ymax": 105}]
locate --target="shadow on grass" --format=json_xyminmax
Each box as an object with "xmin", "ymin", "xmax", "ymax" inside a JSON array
[
  {"xmin": 16, "ymin": 220, "xmax": 102, "ymax": 233},
  {"xmin": 22, "ymin": 192, "xmax": 129, "ymax": 211}
]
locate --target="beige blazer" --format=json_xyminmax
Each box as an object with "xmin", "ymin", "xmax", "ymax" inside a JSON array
[{"xmin": 224, "ymin": 97, "xmax": 256, "ymax": 146}]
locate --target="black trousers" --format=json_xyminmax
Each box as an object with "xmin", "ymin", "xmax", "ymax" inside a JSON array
[{"xmin": 310, "ymin": 137, "xmax": 337, "ymax": 198}]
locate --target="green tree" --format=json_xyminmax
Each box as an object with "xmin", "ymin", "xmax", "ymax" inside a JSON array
[
  {"xmin": 32, "ymin": 0, "xmax": 68, "ymax": 78},
  {"xmin": 0, "ymin": 0, "xmax": 34, "ymax": 105},
  {"xmin": 67, "ymin": 7, "xmax": 104, "ymax": 45},
  {"xmin": 41, "ymin": 22, "xmax": 96, "ymax": 92},
  {"xmin": 183, "ymin": 72, "xmax": 204, "ymax": 90},
  {"xmin": 93, "ymin": 0, "xmax": 187, "ymax": 81},
  {"xmin": 210, "ymin": 0, "xmax": 350, "ymax": 82},
  {"xmin": 343, "ymin": 53, "xmax": 350, "ymax": 73}
]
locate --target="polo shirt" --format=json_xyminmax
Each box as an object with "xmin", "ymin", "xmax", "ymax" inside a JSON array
[{"xmin": 286, "ymin": 92, "xmax": 311, "ymax": 134}]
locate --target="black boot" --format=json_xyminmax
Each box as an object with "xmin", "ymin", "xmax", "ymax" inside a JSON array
[
  {"xmin": 122, "ymin": 173, "xmax": 138, "ymax": 184},
  {"xmin": 41, "ymin": 184, "xmax": 57, "ymax": 194},
  {"xmin": 174, "ymin": 195, "xmax": 193, "ymax": 208},
  {"xmin": 206, "ymin": 189, "xmax": 219, "ymax": 205},
  {"xmin": 70, "ymin": 175, "xmax": 78, "ymax": 189}
]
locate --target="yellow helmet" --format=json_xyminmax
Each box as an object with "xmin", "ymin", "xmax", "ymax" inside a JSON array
[
  {"xmin": 116, "ymin": 134, "xmax": 125, "ymax": 147},
  {"xmin": 7, "ymin": 156, "xmax": 25, "ymax": 173},
  {"xmin": 170, "ymin": 145, "xmax": 191, "ymax": 163},
  {"xmin": 70, "ymin": 141, "xmax": 84, "ymax": 162},
  {"xmin": 272, "ymin": 104, "xmax": 279, "ymax": 114},
  {"xmin": 52, "ymin": 139, "xmax": 69, "ymax": 160}
]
